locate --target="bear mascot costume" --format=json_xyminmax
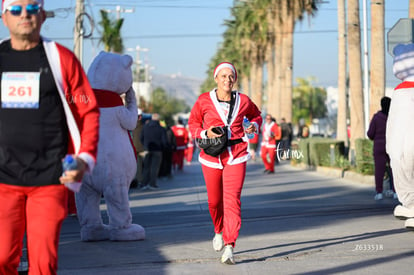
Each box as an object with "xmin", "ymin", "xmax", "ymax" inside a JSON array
[
  {"xmin": 75, "ymin": 51, "xmax": 145, "ymax": 241},
  {"xmin": 387, "ymin": 43, "xmax": 414, "ymax": 230}
]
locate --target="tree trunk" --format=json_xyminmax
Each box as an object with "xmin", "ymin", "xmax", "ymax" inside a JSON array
[
  {"xmin": 250, "ymin": 61, "xmax": 263, "ymax": 108},
  {"xmin": 369, "ymin": 0, "xmax": 385, "ymax": 119},
  {"xmin": 280, "ymin": 13, "xmax": 294, "ymax": 122},
  {"xmin": 410, "ymin": 0, "xmax": 414, "ymax": 18},
  {"xmin": 272, "ymin": 24, "xmax": 283, "ymax": 119},
  {"xmin": 337, "ymin": 0, "xmax": 348, "ymax": 148},
  {"xmin": 347, "ymin": 0, "xmax": 365, "ymax": 162},
  {"xmin": 240, "ymin": 74, "xmax": 250, "ymax": 97},
  {"xmin": 266, "ymin": 41, "xmax": 275, "ymax": 115}
]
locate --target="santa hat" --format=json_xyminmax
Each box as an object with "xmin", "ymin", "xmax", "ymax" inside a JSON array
[
  {"xmin": 213, "ymin": 62, "xmax": 237, "ymax": 82},
  {"xmin": 393, "ymin": 43, "xmax": 414, "ymax": 81},
  {"xmin": 2, "ymin": 0, "xmax": 43, "ymax": 13}
]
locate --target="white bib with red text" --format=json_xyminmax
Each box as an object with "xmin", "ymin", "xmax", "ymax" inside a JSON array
[{"xmin": 1, "ymin": 72, "xmax": 40, "ymax": 109}]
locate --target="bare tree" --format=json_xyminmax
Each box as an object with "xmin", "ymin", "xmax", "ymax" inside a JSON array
[
  {"xmin": 369, "ymin": 0, "xmax": 385, "ymax": 119},
  {"xmin": 347, "ymin": 0, "xmax": 365, "ymax": 161},
  {"xmin": 337, "ymin": 0, "xmax": 348, "ymax": 148}
]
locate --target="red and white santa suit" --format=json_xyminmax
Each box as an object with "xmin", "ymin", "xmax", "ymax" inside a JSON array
[
  {"xmin": 387, "ymin": 43, "xmax": 414, "ymax": 227},
  {"xmin": 185, "ymin": 127, "xmax": 195, "ymax": 163},
  {"xmin": 171, "ymin": 122, "xmax": 189, "ymax": 170},
  {"xmin": 188, "ymin": 89, "xmax": 262, "ymax": 246},
  {"xmin": 260, "ymin": 120, "xmax": 281, "ymax": 173},
  {"xmin": 0, "ymin": 38, "xmax": 99, "ymax": 272}
]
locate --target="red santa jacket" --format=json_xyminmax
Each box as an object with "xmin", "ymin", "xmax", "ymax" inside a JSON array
[
  {"xmin": 171, "ymin": 124, "xmax": 189, "ymax": 150},
  {"xmin": 261, "ymin": 121, "xmax": 281, "ymax": 149},
  {"xmin": 188, "ymin": 89, "xmax": 262, "ymax": 169},
  {"xmin": 43, "ymin": 38, "xmax": 99, "ymax": 171}
]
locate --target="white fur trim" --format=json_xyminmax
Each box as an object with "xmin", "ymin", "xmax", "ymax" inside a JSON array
[
  {"xmin": 42, "ymin": 38, "xmax": 82, "ymax": 155},
  {"xmin": 78, "ymin": 152, "xmax": 95, "ymax": 172},
  {"xmin": 198, "ymin": 155, "xmax": 223, "ymax": 169},
  {"xmin": 201, "ymin": 130, "xmax": 208, "ymax": 139},
  {"xmin": 213, "ymin": 63, "xmax": 237, "ymax": 81}
]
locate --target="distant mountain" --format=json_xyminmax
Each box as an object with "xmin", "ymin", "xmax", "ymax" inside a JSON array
[{"xmin": 151, "ymin": 73, "xmax": 203, "ymax": 108}]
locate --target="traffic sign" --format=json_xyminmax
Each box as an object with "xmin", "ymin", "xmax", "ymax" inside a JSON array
[{"xmin": 387, "ymin": 18, "xmax": 414, "ymax": 56}]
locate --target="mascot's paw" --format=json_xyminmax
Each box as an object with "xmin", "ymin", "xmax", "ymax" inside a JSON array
[
  {"xmin": 109, "ymin": 224, "xmax": 146, "ymax": 241},
  {"xmin": 80, "ymin": 225, "xmax": 110, "ymax": 242}
]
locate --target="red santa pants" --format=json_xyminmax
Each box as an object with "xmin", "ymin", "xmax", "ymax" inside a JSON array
[
  {"xmin": 0, "ymin": 183, "xmax": 68, "ymax": 275},
  {"xmin": 172, "ymin": 150, "xmax": 185, "ymax": 170},
  {"xmin": 185, "ymin": 146, "xmax": 194, "ymax": 163},
  {"xmin": 201, "ymin": 160, "xmax": 246, "ymax": 247},
  {"xmin": 261, "ymin": 146, "xmax": 276, "ymax": 172}
]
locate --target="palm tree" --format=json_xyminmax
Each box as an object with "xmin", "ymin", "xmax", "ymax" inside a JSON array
[
  {"xmin": 336, "ymin": 0, "xmax": 348, "ymax": 148},
  {"xmin": 293, "ymin": 77, "xmax": 327, "ymax": 123},
  {"xmin": 369, "ymin": 0, "xmax": 385, "ymax": 119},
  {"xmin": 234, "ymin": 1, "xmax": 269, "ymax": 108},
  {"xmin": 410, "ymin": 0, "xmax": 414, "ymax": 18},
  {"xmin": 347, "ymin": 0, "xmax": 365, "ymax": 161},
  {"xmin": 273, "ymin": 0, "xmax": 318, "ymax": 122},
  {"xmin": 98, "ymin": 10, "xmax": 124, "ymax": 53}
]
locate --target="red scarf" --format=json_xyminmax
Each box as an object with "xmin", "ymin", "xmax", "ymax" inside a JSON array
[
  {"xmin": 93, "ymin": 89, "xmax": 124, "ymax": 107},
  {"xmin": 93, "ymin": 89, "xmax": 137, "ymax": 160}
]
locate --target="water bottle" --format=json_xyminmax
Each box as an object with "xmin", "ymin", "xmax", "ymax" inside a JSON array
[
  {"xmin": 62, "ymin": 155, "xmax": 82, "ymax": 192},
  {"xmin": 243, "ymin": 117, "xmax": 254, "ymax": 139}
]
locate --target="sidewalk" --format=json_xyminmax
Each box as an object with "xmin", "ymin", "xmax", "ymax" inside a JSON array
[{"xmin": 52, "ymin": 160, "xmax": 413, "ymax": 274}]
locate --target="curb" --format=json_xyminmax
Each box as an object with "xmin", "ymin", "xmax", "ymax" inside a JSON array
[{"xmin": 293, "ymin": 163, "xmax": 374, "ymax": 186}]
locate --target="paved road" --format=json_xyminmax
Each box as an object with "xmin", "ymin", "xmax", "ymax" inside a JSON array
[{"xmin": 50, "ymin": 160, "xmax": 414, "ymax": 274}]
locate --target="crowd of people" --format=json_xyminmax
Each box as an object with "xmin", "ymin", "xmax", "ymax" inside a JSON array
[
  {"xmin": 131, "ymin": 113, "xmax": 195, "ymax": 190},
  {"xmin": 130, "ymin": 110, "xmax": 300, "ymax": 192}
]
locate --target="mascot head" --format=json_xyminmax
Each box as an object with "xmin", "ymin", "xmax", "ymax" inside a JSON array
[
  {"xmin": 87, "ymin": 51, "xmax": 134, "ymax": 94},
  {"xmin": 393, "ymin": 43, "xmax": 414, "ymax": 82}
]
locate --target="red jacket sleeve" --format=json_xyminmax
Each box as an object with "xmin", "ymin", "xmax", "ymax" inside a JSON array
[{"xmin": 58, "ymin": 44, "xmax": 100, "ymax": 160}]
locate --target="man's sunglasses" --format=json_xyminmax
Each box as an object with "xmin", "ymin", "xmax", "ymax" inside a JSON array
[{"xmin": 5, "ymin": 4, "xmax": 41, "ymax": 16}]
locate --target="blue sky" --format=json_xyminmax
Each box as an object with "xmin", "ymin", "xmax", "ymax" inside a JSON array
[{"xmin": 0, "ymin": 0, "xmax": 409, "ymax": 88}]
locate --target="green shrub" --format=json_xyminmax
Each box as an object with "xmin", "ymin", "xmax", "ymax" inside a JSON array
[
  {"xmin": 355, "ymin": 138, "xmax": 374, "ymax": 175},
  {"xmin": 294, "ymin": 137, "xmax": 345, "ymax": 167}
]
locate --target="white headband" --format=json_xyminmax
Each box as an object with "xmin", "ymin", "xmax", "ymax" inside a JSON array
[
  {"xmin": 2, "ymin": 0, "xmax": 43, "ymax": 13},
  {"xmin": 213, "ymin": 62, "xmax": 237, "ymax": 82}
]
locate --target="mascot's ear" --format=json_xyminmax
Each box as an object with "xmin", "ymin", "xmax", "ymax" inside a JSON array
[
  {"xmin": 87, "ymin": 51, "xmax": 106, "ymax": 79},
  {"xmin": 121, "ymin": 54, "xmax": 134, "ymax": 69}
]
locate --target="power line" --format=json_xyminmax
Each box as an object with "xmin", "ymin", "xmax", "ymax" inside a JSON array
[{"xmin": 50, "ymin": 26, "xmax": 397, "ymax": 41}]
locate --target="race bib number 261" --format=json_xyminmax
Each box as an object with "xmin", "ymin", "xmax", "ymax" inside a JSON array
[{"xmin": 1, "ymin": 72, "xmax": 40, "ymax": 109}]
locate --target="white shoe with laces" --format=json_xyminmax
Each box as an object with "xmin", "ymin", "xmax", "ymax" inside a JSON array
[
  {"xmin": 213, "ymin": 233, "xmax": 224, "ymax": 252},
  {"xmin": 394, "ymin": 205, "xmax": 414, "ymax": 220},
  {"xmin": 221, "ymin": 245, "xmax": 235, "ymax": 265}
]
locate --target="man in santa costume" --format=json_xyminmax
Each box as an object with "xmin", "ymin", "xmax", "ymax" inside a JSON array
[
  {"xmin": 0, "ymin": 0, "xmax": 99, "ymax": 273},
  {"xmin": 260, "ymin": 114, "xmax": 281, "ymax": 174},
  {"xmin": 171, "ymin": 118, "xmax": 189, "ymax": 171},
  {"xmin": 388, "ymin": 43, "xmax": 414, "ymax": 229}
]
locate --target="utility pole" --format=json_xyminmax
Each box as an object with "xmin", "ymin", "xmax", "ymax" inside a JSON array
[
  {"xmin": 127, "ymin": 46, "xmax": 149, "ymax": 103},
  {"xmin": 127, "ymin": 45, "xmax": 149, "ymax": 82},
  {"xmin": 362, "ymin": 0, "xmax": 370, "ymax": 135},
  {"xmin": 73, "ymin": 0, "xmax": 84, "ymax": 64},
  {"xmin": 103, "ymin": 5, "xmax": 134, "ymax": 20}
]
